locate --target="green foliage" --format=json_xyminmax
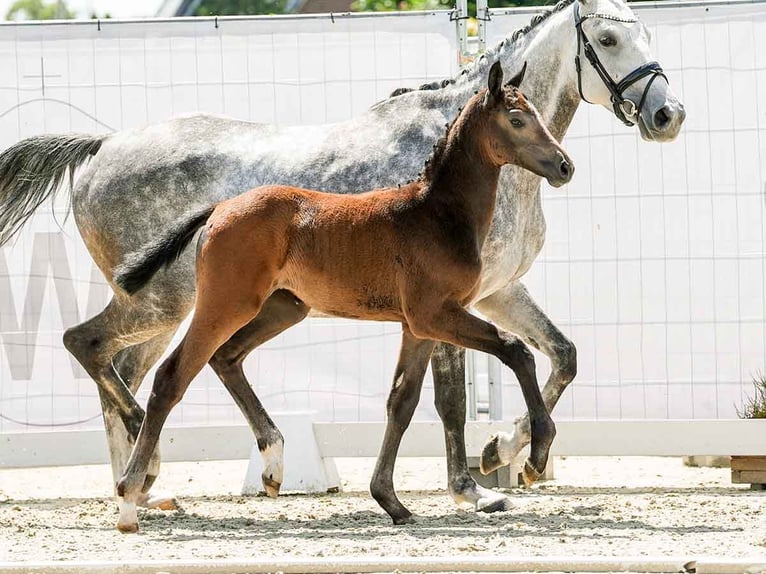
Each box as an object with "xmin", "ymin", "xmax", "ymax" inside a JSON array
[
  {"xmin": 737, "ymin": 372, "xmax": 766, "ymax": 419},
  {"xmin": 193, "ymin": 0, "xmax": 289, "ymax": 15},
  {"xmin": 5, "ymin": 0, "xmax": 75, "ymax": 20}
]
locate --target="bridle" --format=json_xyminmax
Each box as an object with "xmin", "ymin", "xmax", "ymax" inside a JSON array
[{"xmin": 574, "ymin": 1, "xmax": 667, "ymax": 127}]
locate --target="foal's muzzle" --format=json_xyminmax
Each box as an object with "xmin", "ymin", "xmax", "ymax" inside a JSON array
[{"xmin": 546, "ymin": 151, "xmax": 575, "ymax": 188}]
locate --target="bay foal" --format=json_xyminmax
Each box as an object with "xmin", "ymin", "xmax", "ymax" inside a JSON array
[{"xmin": 112, "ymin": 62, "xmax": 573, "ymax": 532}]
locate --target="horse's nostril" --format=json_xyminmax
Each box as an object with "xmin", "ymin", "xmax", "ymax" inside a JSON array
[
  {"xmin": 654, "ymin": 105, "xmax": 671, "ymax": 129},
  {"xmin": 560, "ymin": 160, "xmax": 571, "ymax": 178}
]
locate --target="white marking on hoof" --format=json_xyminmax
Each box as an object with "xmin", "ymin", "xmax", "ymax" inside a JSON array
[
  {"xmin": 138, "ymin": 491, "xmax": 179, "ymax": 511},
  {"xmin": 116, "ymin": 500, "xmax": 138, "ymax": 534},
  {"xmin": 261, "ymin": 442, "xmax": 284, "ymax": 498}
]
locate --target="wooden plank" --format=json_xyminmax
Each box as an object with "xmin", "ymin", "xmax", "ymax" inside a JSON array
[
  {"xmin": 731, "ymin": 470, "xmax": 766, "ymax": 484},
  {"xmin": 730, "ymin": 456, "xmax": 766, "ymax": 471}
]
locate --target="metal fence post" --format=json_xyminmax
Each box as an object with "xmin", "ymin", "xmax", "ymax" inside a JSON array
[{"xmin": 476, "ymin": 0, "xmax": 488, "ymax": 54}]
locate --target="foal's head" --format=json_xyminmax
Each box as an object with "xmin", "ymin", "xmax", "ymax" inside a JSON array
[{"xmin": 480, "ymin": 61, "xmax": 574, "ymax": 188}]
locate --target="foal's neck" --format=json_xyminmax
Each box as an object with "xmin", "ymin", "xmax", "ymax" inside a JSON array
[{"xmin": 423, "ymin": 99, "xmax": 501, "ymax": 240}]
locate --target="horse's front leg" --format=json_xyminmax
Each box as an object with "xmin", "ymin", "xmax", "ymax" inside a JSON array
[
  {"xmin": 370, "ymin": 326, "xmax": 435, "ymax": 524},
  {"xmin": 431, "ymin": 343, "xmax": 511, "ymax": 513},
  {"xmin": 474, "ymin": 280, "xmax": 577, "ymax": 473}
]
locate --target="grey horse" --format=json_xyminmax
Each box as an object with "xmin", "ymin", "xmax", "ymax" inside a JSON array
[{"xmin": 0, "ymin": 0, "xmax": 684, "ymax": 515}]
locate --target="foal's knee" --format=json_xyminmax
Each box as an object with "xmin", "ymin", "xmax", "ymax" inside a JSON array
[{"xmin": 503, "ymin": 335, "xmax": 536, "ymax": 371}]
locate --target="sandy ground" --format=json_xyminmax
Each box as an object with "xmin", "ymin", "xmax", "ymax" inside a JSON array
[{"xmin": 0, "ymin": 456, "xmax": 764, "ymax": 563}]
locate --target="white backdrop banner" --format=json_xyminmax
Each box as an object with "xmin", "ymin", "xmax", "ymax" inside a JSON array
[{"xmin": 0, "ymin": 11, "xmax": 457, "ymax": 433}]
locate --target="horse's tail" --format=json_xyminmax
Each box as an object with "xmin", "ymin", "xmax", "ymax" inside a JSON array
[
  {"xmin": 0, "ymin": 133, "xmax": 107, "ymax": 246},
  {"xmin": 114, "ymin": 205, "xmax": 216, "ymax": 295}
]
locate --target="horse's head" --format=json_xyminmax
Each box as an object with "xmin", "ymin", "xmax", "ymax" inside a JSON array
[
  {"xmin": 572, "ymin": 0, "xmax": 685, "ymax": 141},
  {"xmin": 483, "ymin": 61, "xmax": 574, "ymax": 188}
]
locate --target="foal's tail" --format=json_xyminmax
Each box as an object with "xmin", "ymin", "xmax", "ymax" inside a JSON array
[
  {"xmin": 0, "ymin": 134, "xmax": 107, "ymax": 246},
  {"xmin": 114, "ymin": 205, "xmax": 216, "ymax": 295}
]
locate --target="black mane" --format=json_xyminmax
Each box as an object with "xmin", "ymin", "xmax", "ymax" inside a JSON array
[{"xmin": 388, "ymin": 0, "xmax": 576, "ymax": 98}]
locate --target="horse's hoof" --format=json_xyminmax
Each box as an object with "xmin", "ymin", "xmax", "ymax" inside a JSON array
[
  {"xmin": 521, "ymin": 460, "xmax": 542, "ymax": 488},
  {"xmin": 262, "ymin": 475, "xmax": 281, "ymax": 499},
  {"xmin": 392, "ymin": 513, "xmax": 415, "ymax": 525},
  {"xmin": 477, "ymin": 495, "xmax": 512, "ymax": 514},
  {"xmin": 138, "ymin": 492, "xmax": 179, "ymax": 511},
  {"xmin": 480, "ymin": 434, "xmax": 503, "ymax": 475},
  {"xmin": 116, "ymin": 520, "xmax": 139, "ymax": 534}
]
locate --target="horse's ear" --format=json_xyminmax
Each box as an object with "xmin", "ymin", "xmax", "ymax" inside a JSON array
[
  {"xmin": 506, "ymin": 61, "xmax": 527, "ymax": 89},
  {"xmin": 487, "ymin": 61, "xmax": 504, "ymax": 103}
]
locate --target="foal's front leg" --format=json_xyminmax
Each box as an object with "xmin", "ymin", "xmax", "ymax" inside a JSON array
[
  {"xmin": 474, "ymin": 281, "xmax": 576, "ymax": 473},
  {"xmin": 370, "ymin": 326, "xmax": 435, "ymax": 524}
]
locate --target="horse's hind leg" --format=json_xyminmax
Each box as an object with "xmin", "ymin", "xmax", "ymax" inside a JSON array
[
  {"xmin": 63, "ymin": 299, "xmax": 156, "ymax": 438},
  {"xmin": 209, "ymin": 289, "xmax": 310, "ymax": 498},
  {"xmin": 109, "ymin": 330, "xmax": 179, "ymax": 509},
  {"xmin": 63, "ymin": 296, "xmax": 189, "ymax": 504},
  {"xmin": 370, "ymin": 326, "xmax": 435, "ymax": 524},
  {"xmin": 431, "ymin": 343, "xmax": 511, "ymax": 513}
]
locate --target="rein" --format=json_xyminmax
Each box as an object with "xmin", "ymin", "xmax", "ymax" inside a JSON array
[{"xmin": 573, "ymin": 1, "xmax": 667, "ymax": 127}]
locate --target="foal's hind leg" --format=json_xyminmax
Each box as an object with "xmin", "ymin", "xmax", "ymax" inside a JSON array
[
  {"xmin": 209, "ymin": 289, "xmax": 310, "ymax": 498},
  {"xmin": 370, "ymin": 326, "xmax": 435, "ymax": 524},
  {"xmin": 408, "ymin": 304, "xmax": 555, "ymax": 487},
  {"xmin": 431, "ymin": 343, "xmax": 511, "ymax": 513},
  {"xmin": 116, "ymin": 292, "xmax": 264, "ymax": 533}
]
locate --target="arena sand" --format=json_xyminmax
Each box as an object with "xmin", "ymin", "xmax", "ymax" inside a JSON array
[{"xmin": 0, "ymin": 456, "xmax": 764, "ymax": 563}]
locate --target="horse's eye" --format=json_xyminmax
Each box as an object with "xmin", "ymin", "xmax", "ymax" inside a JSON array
[
  {"xmin": 599, "ymin": 35, "xmax": 616, "ymax": 47},
  {"xmin": 510, "ymin": 118, "xmax": 523, "ymax": 128}
]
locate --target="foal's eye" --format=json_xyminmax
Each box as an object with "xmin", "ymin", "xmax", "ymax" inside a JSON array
[
  {"xmin": 599, "ymin": 35, "xmax": 617, "ymax": 47},
  {"xmin": 510, "ymin": 118, "xmax": 523, "ymax": 128}
]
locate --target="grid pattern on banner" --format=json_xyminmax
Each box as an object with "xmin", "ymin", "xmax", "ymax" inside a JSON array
[
  {"xmin": 0, "ymin": 12, "xmax": 456, "ymax": 433},
  {"xmin": 484, "ymin": 1, "xmax": 766, "ymax": 421}
]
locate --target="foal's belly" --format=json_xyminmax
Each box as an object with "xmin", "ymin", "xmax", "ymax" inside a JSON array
[{"xmin": 277, "ymin": 264, "xmax": 406, "ymax": 322}]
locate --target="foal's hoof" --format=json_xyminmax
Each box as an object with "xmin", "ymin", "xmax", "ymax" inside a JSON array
[
  {"xmin": 262, "ymin": 475, "xmax": 281, "ymax": 499},
  {"xmin": 521, "ymin": 460, "xmax": 542, "ymax": 488},
  {"xmin": 480, "ymin": 434, "xmax": 503, "ymax": 475},
  {"xmin": 138, "ymin": 491, "xmax": 179, "ymax": 511},
  {"xmin": 391, "ymin": 512, "xmax": 415, "ymax": 525}
]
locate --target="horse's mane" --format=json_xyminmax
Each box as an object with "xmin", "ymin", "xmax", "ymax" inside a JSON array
[{"xmin": 389, "ymin": 0, "xmax": 576, "ymax": 98}]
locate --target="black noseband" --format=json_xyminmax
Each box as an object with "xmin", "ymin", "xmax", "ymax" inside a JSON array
[{"xmin": 574, "ymin": 2, "xmax": 668, "ymax": 127}]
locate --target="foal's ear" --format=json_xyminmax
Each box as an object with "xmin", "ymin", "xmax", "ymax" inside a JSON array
[
  {"xmin": 487, "ymin": 61, "xmax": 504, "ymax": 103},
  {"xmin": 506, "ymin": 61, "xmax": 527, "ymax": 89}
]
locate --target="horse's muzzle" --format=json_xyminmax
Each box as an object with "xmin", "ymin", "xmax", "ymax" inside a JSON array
[{"xmin": 642, "ymin": 99, "xmax": 686, "ymax": 142}]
